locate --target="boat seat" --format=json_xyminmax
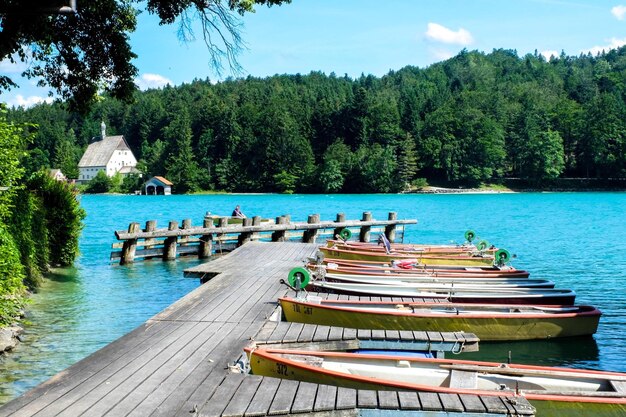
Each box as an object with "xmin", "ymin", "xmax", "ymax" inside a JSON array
[
  {"xmin": 610, "ymin": 380, "xmax": 626, "ymax": 393},
  {"xmin": 449, "ymin": 369, "xmax": 478, "ymax": 389}
]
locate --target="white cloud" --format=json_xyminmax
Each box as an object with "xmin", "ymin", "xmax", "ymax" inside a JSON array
[
  {"xmin": 135, "ymin": 73, "xmax": 173, "ymax": 90},
  {"xmin": 5, "ymin": 94, "xmax": 53, "ymax": 108},
  {"xmin": 0, "ymin": 58, "xmax": 27, "ymax": 74},
  {"xmin": 540, "ymin": 50, "xmax": 559, "ymax": 60},
  {"xmin": 611, "ymin": 5, "xmax": 626, "ymax": 20},
  {"xmin": 582, "ymin": 37, "xmax": 626, "ymax": 55},
  {"xmin": 425, "ymin": 23, "xmax": 473, "ymax": 45}
]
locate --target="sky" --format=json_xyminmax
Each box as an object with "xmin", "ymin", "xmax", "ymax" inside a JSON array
[{"xmin": 2, "ymin": 0, "xmax": 626, "ymax": 108}]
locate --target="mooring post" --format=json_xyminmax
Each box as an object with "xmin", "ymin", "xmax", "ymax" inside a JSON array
[
  {"xmin": 385, "ymin": 211, "xmax": 397, "ymax": 242},
  {"xmin": 120, "ymin": 222, "xmax": 140, "ymax": 265},
  {"xmin": 238, "ymin": 217, "xmax": 253, "ymax": 246},
  {"xmin": 303, "ymin": 214, "xmax": 320, "ymax": 243},
  {"xmin": 359, "ymin": 211, "xmax": 372, "ymax": 242},
  {"xmin": 250, "ymin": 216, "xmax": 262, "ymax": 241},
  {"xmin": 163, "ymin": 220, "xmax": 178, "ymax": 260},
  {"xmin": 199, "ymin": 217, "xmax": 213, "ymax": 258},
  {"xmin": 144, "ymin": 220, "xmax": 156, "ymax": 249},
  {"xmin": 272, "ymin": 216, "xmax": 287, "ymax": 242},
  {"xmin": 333, "ymin": 212, "xmax": 346, "ymax": 240},
  {"xmin": 180, "ymin": 218, "xmax": 192, "ymax": 246}
]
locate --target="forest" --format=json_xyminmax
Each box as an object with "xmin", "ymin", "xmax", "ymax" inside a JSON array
[{"xmin": 7, "ymin": 46, "xmax": 626, "ymax": 194}]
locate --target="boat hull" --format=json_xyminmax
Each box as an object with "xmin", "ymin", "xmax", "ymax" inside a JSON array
[
  {"xmin": 247, "ymin": 349, "xmax": 626, "ymax": 417},
  {"xmin": 279, "ymin": 298, "xmax": 600, "ymax": 341},
  {"xmin": 320, "ymin": 246, "xmax": 495, "ymax": 266},
  {"xmin": 310, "ymin": 281, "xmax": 576, "ymax": 305}
]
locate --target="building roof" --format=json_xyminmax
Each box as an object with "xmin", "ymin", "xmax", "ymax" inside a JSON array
[
  {"xmin": 78, "ymin": 135, "xmax": 131, "ymax": 167},
  {"xmin": 146, "ymin": 176, "xmax": 173, "ymax": 186}
]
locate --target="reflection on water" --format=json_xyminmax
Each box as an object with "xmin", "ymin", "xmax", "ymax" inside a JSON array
[
  {"xmin": 1, "ymin": 193, "xmax": 626, "ymax": 405},
  {"xmin": 458, "ymin": 337, "xmax": 601, "ymax": 368}
]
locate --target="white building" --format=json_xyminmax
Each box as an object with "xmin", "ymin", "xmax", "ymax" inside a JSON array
[{"xmin": 78, "ymin": 122, "xmax": 138, "ymax": 183}]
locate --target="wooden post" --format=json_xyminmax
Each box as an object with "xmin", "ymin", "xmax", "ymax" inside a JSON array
[
  {"xmin": 163, "ymin": 220, "xmax": 178, "ymax": 260},
  {"xmin": 359, "ymin": 211, "xmax": 372, "ymax": 242},
  {"xmin": 303, "ymin": 214, "xmax": 320, "ymax": 243},
  {"xmin": 251, "ymin": 216, "xmax": 262, "ymax": 241},
  {"xmin": 385, "ymin": 211, "xmax": 397, "ymax": 242},
  {"xmin": 180, "ymin": 218, "xmax": 192, "ymax": 246},
  {"xmin": 333, "ymin": 212, "xmax": 345, "ymax": 240},
  {"xmin": 238, "ymin": 217, "xmax": 253, "ymax": 246},
  {"xmin": 272, "ymin": 216, "xmax": 287, "ymax": 242},
  {"xmin": 216, "ymin": 217, "xmax": 229, "ymax": 253},
  {"xmin": 198, "ymin": 217, "xmax": 213, "ymax": 258},
  {"xmin": 120, "ymin": 222, "xmax": 140, "ymax": 265},
  {"xmin": 144, "ymin": 220, "xmax": 156, "ymax": 248}
]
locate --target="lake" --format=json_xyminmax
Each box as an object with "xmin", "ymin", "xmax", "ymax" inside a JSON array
[{"xmin": 1, "ymin": 192, "xmax": 625, "ymax": 404}]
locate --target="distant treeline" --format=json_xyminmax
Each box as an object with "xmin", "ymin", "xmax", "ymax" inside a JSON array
[{"xmin": 8, "ymin": 47, "xmax": 626, "ymax": 193}]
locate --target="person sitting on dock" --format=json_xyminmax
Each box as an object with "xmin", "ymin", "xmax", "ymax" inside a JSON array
[{"xmin": 232, "ymin": 205, "xmax": 246, "ymax": 218}]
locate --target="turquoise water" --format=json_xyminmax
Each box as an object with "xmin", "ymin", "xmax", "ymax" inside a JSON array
[{"xmin": 1, "ymin": 193, "xmax": 625, "ymax": 404}]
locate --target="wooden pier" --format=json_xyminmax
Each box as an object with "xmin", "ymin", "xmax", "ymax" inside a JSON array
[
  {"xmin": 110, "ymin": 211, "xmax": 416, "ymax": 264},
  {"xmin": 2, "ymin": 242, "xmax": 535, "ymax": 417}
]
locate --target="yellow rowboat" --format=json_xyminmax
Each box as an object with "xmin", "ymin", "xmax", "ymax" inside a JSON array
[
  {"xmin": 245, "ymin": 348, "xmax": 626, "ymax": 417},
  {"xmin": 325, "ymin": 239, "xmax": 497, "ymax": 256},
  {"xmin": 319, "ymin": 246, "xmax": 496, "ymax": 267},
  {"xmin": 279, "ymin": 297, "xmax": 600, "ymax": 341},
  {"xmin": 318, "ymin": 257, "xmax": 530, "ymax": 278}
]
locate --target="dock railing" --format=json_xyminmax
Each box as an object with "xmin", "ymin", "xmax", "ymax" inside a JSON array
[{"xmin": 111, "ymin": 211, "xmax": 417, "ymax": 265}]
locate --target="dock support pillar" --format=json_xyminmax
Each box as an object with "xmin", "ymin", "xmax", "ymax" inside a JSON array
[
  {"xmin": 238, "ymin": 217, "xmax": 253, "ymax": 246},
  {"xmin": 199, "ymin": 217, "xmax": 213, "ymax": 258},
  {"xmin": 272, "ymin": 216, "xmax": 287, "ymax": 242},
  {"xmin": 180, "ymin": 219, "xmax": 192, "ymax": 246},
  {"xmin": 333, "ymin": 213, "xmax": 345, "ymax": 240},
  {"xmin": 303, "ymin": 214, "xmax": 320, "ymax": 243},
  {"xmin": 385, "ymin": 212, "xmax": 397, "ymax": 242},
  {"xmin": 120, "ymin": 222, "xmax": 140, "ymax": 265},
  {"xmin": 359, "ymin": 212, "xmax": 372, "ymax": 242},
  {"xmin": 163, "ymin": 221, "xmax": 178, "ymax": 260}
]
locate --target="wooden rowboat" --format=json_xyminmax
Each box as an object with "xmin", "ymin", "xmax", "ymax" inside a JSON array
[
  {"xmin": 319, "ymin": 246, "xmax": 496, "ymax": 266},
  {"xmin": 326, "ymin": 239, "xmax": 496, "ymax": 255},
  {"xmin": 309, "ymin": 281, "xmax": 576, "ymax": 305},
  {"xmin": 245, "ymin": 348, "xmax": 626, "ymax": 417},
  {"xmin": 320, "ymin": 272, "xmax": 555, "ymax": 288},
  {"xmin": 279, "ymin": 297, "xmax": 600, "ymax": 340},
  {"xmin": 320, "ymin": 257, "xmax": 530, "ymax": 278}
]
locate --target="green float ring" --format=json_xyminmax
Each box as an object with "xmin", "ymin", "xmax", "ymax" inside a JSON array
[
  {"xmin": 340, "ymin": 228, "xmax": 352, "ymax": 240},
  {"xmin": 477, "ymin": 240, "xmax": 490, "ymax": 251},
  {"xmin": 464, "ymin": 230, "xmax": 476, "ymax": 242},
  {"xmin": 288, "ymin": 267, "xmax": 311, "ymax": 288},
  {"xmin": 495, "ymin": 248, "xmax": 511, "ymax": 265}
]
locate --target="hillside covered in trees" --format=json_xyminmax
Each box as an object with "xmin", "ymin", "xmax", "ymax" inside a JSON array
[{"xmin": 8, "ymin": 47, "xmax": 626, "ymax": 193}]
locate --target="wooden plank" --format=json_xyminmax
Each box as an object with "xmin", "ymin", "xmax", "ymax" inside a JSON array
[
  {"xmin": 377, "ymin": 390, "xmax": 399, "ymax": 409},
  {"xmin": 244, "ymin": 377, "xmax": 281, "ymax": 417},
  {"xmin": 282, "ymin": 323, "xmax": 304, "ymax": 343},
  {"xmin": 458, "ymin": 394, "xmax": 487, "ymax": 413},
  {"xmin": 480, "ymin": 395, "xmax": 511, "ymax": 414},
  {"xmin": 268, "ymin": 379, "xmax": 299, "ymax": 415},
  {"xmin": 313, "ymin": 384, "xmax": 337, "ymax": 411},
  {"xmin": 267, "ymin": 321, "xmax": 292, "ymax": 343},
  {"xmin": 371, "ymin": 329, "xmax": 386, "ymax": 340},
  {"xmin": 356, "ymin": 390, "xmax": 378, "ymax": 408},
  {"xmin": 312, "ymin": 325, "xmax": 331, "ymax": 342},
  {"xmin": 342, "ymin": 327, "xmax": 357, "ymax": 340},
  {"xmin": 384, "ymin": 330, "xmax": 400, "ymax": 340},
  {"xmin": 220, "ymin": 376, "xmax": 263, "ymax": 417},
  {"xmin": 197, "ymin": 374, "xmax": 246, "ymax": 417},
  {"xmin": 254, "ymin": 321, "xmax": 278, "ymax": 342},
  {"xmin": 399, "ymin": 330, "xmax": 414, "ymax": 341},
  {"xmin": 290, "ymin": 381, "xmax": 317, "ymax": 413},
  {"xmin": 418, "ymin": 392, "xmax": 442, "ymax": 411},
  {"xmin": 296, "ymin": 324, "xmax": 317, "ymax": 343},
  {"xmin": 357, "ymin": 329, "xmax": 372, "ymax": 339},
  {"xmin": 335, "ymin": 387, "xmax": 357, "ymax": 410},
  {"xmin": 439, "ymin": 393, "xmax": 464, "ymax": 412},
  {"xmin": 397, "ymin": 391, "xmax": 421, "ymax": 410},
  {"xmin": 327, "ymin": 326, "xmax": 344, "ymax": 341}
]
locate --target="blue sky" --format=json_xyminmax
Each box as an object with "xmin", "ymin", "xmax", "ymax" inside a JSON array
[{"xmin": 2, "ymin": 0, "xmax": 626, "ymax": 107}]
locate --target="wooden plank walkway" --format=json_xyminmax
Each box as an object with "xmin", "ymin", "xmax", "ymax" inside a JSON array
[{"xmin": 0, "ymin": 242, "xmax": 535, "ymax": 417}]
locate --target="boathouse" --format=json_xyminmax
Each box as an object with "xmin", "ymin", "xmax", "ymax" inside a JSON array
[
  {"xmin": 77, "ymin": 121, "xmax": 138, "ymax": 183},
  {"xmin": 144, "ymin": 176, "xmax": 173, "ymax": 195}
]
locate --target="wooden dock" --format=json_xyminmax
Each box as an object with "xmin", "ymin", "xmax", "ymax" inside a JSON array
[
  {"xmin": 1, "ymin": 242, "xmax": 535, "ymax": 417},
  {"xmin": 110, "ymin": 211, "xmax": 416, "ymax": 264}
]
